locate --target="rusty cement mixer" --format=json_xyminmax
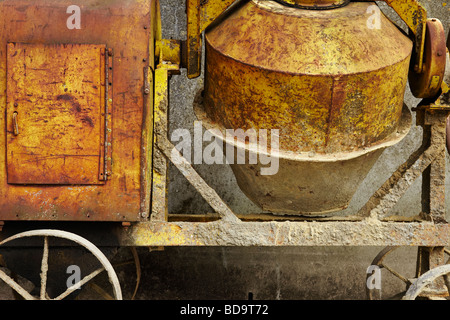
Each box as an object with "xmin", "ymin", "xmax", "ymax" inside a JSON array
[
  {"xmin": 194, "ymin": 0, "xmax": 422, "ymax": 215},
  {"xmin": 0, "ymin": 0, "xmax": 449, "ymax": 301}
]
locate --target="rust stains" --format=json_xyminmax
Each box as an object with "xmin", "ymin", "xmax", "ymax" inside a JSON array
[
  {"xmin": 199, "ymin": 0, "xmax": 414, "ymax": 214},
  {"xmin": 0, "ymin": 0, "xmax": 158, "ymax": 221}
]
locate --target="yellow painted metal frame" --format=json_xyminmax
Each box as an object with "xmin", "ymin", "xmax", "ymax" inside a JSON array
[
  {"xmin": 186, "ymin": 0, "xmax": 236, "ymax": 78},
  {"xmin": 379, "ymin": 0, "xmax": 427, "ymax": 73},
  {"xmin": 143, "ymin": 0, "xmax": 450, "ymax": 250},
  {"xmin": 141, "ymin": 0, "xmax": 163, "ymax": 220},
  {"xmin": 151, "ymin": 39, "xmax": 181, "ymax": 222}
]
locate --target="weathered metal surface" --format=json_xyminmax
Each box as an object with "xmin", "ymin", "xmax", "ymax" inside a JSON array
[
  {"xmin": 273, "ymin": 0, "xmax": 349, "ymax": 9},
  {"xmin": 159, "ymin": 137, "xmax": 241, "ymax": 223},
  {"xmin": 404, "ymin": 262, "xmax": 450, "ymax": 299},
  {"xmin": 204, "ymin": 1, "xmax": 412, "ymax": 154},
  {"xmin": 201, "ymin": 1, "xmax": 413, "ymax": 214},
  {"xmin": 0, "ymin": 229, "xmax": 123, "ymax": 300},
  {"xmin": 357, "ymin": 111, "xmax": 447, "ymax": 220},
  {"xmin": 185, "ymin": 0, "xmax": 427, "ymax": 77},
  {"xmin": 186, "ymin": 0, "xmax": 236, "ymax": 78},
  {"xmin": 117, "ymin": 219, "xmax": 450, "ymax": 247},
  {"xmin": 0, "ymin": 0, "xmax": 159, "ymax": 221},
  {"xmin": 103, "ymin": 48, "xmax": 114, "ymax": 182},
  {"xmin": 151, "ymin": 68, "xmax": 170, "ymax": 222},
  {"xmin": 414, "ymin": 246, "xmax": 448, "ymax": 298},
  {"xmin": 424, "ymin": 112, "xmax": 447, "ymax": 223},
  {"xmin": 359, "ymin": 0, "xmax": 427, "ymax": 73},
  {"xmin": 409, "ymin": 19, "xmax": 447, "ymax": 98},
  {"xmin": 155, "ymin": 39, "xmax": 181, "ymax": 70},
  {"xmin": 150, "ymin": 39, "xmax": 181, "ymax": 222},
  {"xmin": 6, "ymin": 43, "xmax": 107, "ymax": 185},
  {"xmin": 140, "ymin": 3, "xmax": 162, "ymax": 221},
  {"xmin": 152, "ymin": 40, "xmax": 239, "ymax": 222},
  {"xmin": 388, "ymin": 0, "xmax": 425, "ymax": 72},
  {"xmin": 196, "ymin": 98, "xmax": 412, "ymax": 214}
]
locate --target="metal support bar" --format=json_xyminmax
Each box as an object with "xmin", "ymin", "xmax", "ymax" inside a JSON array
[
  {"xmin": 357, "ymin": 108, "xmax": 448, "ymax": 222},
  {"xmin": 423, "ymin": 111, "xmax": 448, "ymax": 223},
  {"xmin": 151, "ymin": 39, "xmax": 239, "ymax": 223},
  {"xmin": 117, "ymin": 220, "xmax": 450, "ymax": 247},
  {"xmin": 151, "ymin": 67, "xmax": 171, "ymax": 222},
  {"xmin": 158, "ymin": 136, "xmax": 240, "ymax": 223},
  {"xmin": 415, "ymin": 246, "xmax": 448, "ymax": 297},
  {"xmin": 186, "ymin": 0, "xmax": 239, "ymax": 78}
]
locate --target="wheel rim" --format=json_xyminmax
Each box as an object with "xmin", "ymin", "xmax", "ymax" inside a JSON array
[
  {"xmin": 367, "ymin": 246, "xmax": 450, "ymax": 300},
  {"xmin": 403, "ymin": 264, "xmax": 450, "ymax": 300},
  {"xmin": 0, "ymin": 229, "xmax": 122, "ymax": 300}
]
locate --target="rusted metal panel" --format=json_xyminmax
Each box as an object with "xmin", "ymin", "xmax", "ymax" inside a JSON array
[
  {"xmin": 0, "ymin": 0, "xmax": 158, "ymax": 221},
  {"xmin": 6, "ymin": 43, "xmax": 107, "ymax": 185}
]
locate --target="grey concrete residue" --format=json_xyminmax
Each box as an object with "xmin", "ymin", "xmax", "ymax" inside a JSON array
[{"xmin": 155, "ymin": 0, "xmax": 450, "ymax": 300}]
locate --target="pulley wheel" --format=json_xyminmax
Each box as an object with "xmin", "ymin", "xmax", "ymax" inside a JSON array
[{"xmin": 409, "ymin": 18, "xmax": 446, "ymax": 99}]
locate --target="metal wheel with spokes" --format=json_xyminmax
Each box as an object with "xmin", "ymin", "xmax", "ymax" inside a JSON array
[
  {"xmin": 366, "ymin": 246, "xmax": 450, "ymax": 300},
  {"xmin": 403, "ymin": 264, "xmax": 450, "ymax": 300},
  {"xmin": 0, "ymin": 229, "xmax": 122, "ymax": 300}
]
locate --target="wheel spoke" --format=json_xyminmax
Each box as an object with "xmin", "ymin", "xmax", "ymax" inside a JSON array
[
  {"xmin": 380, "ymin": 262, "xmax": 410, "ymax": 284},
  {"xmin": 53, "ymin": 267, "xmax": 105, "ymax": 300},
  {"xmin": 0, "ymin": 229, "xmax": 122, "ymax": 300},
  {"xmin": 404, "ymin": 264, "xmax": 450, "ymax": 299},
  {"xmin": 40, "ymin": 236, "xmax": 49, "ymax": 300},
  {"xmin": 88, "ymin": 282, "xmax": 115, "ymax": 300},
  {"xmin": 130, "ymin": 247, "xmax": 141, "ymax": 300},
  {"xmin": 0, "ymin": 268, "xmax": 36, "ymax": 300}
]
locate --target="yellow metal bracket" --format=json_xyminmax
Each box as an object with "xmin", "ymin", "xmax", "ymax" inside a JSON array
[
  {"xmin": 381, "ymin": 0, "xmax": 427, "ymax": 73},
  {"xmin": 151, "ymin": 39, "xmax": 181, "ymax": 222},
  {"xmin": 155, "ymin": 39, "xmax": 181, "ymax": 73},
  {"xmin": 186, "ymin": 0, "xmax": 236, "ymax": 78}
]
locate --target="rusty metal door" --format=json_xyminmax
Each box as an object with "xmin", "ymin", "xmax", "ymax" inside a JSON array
[
  {"xmin": 0, "ymin": 0, "xmax": 159, "ymax": 221},
  {"xmin": 6, "ymin": 43, "xmax": 110, "ymax": 185}
]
